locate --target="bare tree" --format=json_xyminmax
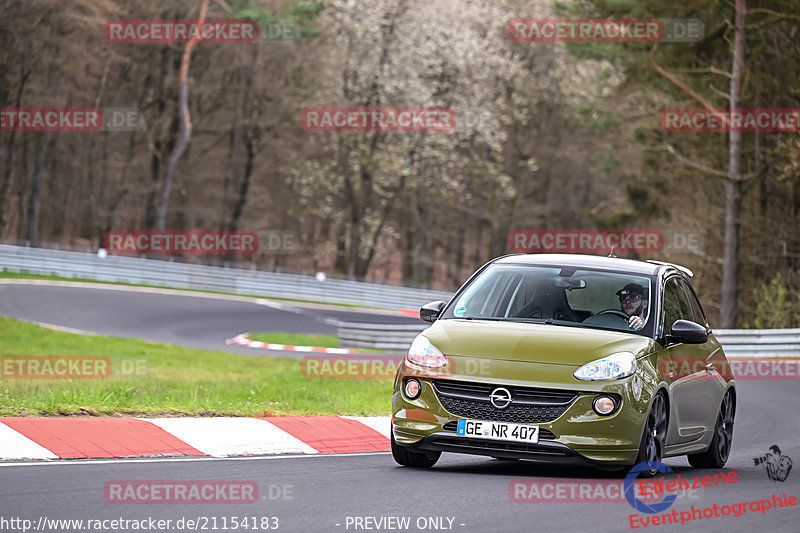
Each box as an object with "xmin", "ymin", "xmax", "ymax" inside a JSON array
[
  {"xmin": 721, "ymin": 0, "xmax": 746, "ymax": 328},
  {"xmin": 157, "ymin": 0, "xmax": 210, "ymax": 231}
]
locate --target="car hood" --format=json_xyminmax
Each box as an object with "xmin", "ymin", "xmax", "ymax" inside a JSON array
[{"xmin": 422, "ymin": 319, "xmax": 655, "ymax": 366}]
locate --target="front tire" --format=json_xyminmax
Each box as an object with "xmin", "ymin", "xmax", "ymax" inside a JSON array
[
  {"xmin": 688, "ymin": 389, "xmax": 734, "ymax": 469},
  {"xmin": 391, "ymin": 433, "xmax": 441, "ymax": 468},
  {"xmin": 635, "ymin": 392, "xmax": 668, "ymax": 477}
]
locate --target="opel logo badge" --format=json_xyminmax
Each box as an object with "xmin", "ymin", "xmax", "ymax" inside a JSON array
[{"xmin": 490, "ymin": 387, "xmax": 512, "ymax": 409}]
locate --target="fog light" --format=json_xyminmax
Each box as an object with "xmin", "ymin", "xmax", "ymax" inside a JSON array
[
  {"xmin": 404, "ymin": 378, "xmax": 421, "ymax": 399},
  {"xmin": 593, "ymin": 395, "xmax": 616, "ymax": 415}
]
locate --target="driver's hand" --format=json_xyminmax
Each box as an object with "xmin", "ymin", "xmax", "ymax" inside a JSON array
[{"xmin": 628, "ymin": 315, "xmax": 644, "ymax": 330}]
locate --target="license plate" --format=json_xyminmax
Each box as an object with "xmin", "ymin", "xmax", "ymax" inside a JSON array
[{"xmin": 456, "ymin": 419, "xmax": 539, "ymax": 444}]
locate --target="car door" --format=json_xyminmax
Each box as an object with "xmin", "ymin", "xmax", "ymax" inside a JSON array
[
  {"xmin": 661, "ymin": 277, "xmax": 717, "ymax": 444},
  {"xmin": 681, "ymin": 279, "xmax": 729, "ymax": 429}
]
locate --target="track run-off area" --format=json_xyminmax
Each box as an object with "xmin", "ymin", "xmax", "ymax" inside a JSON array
[{"xmin": 0, "ymin": 281, "xmax": 797, "ymax": 533}]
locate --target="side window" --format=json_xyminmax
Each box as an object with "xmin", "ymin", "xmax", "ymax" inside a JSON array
[
  {"xmin": 682, "ymin": 280, "xmax": 707, "ymax": 325},
  {"xmin": 676, "ymin": 281, "xmax": 693, "ymax": 319},
  {"xmin": 663, "ymin": 278, "xmax": 691, "ymax": 334}
]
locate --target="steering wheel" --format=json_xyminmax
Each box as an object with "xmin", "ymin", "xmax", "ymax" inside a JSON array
[{"xmin": 596, "ymin": 309, "xmax": 630, "ymax": 320}]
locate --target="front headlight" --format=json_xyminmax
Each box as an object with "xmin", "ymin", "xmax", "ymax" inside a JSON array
[
  {"xmin": 406, "ymin": 335, "xmax": 448, "ymax": 368},
  {"xmin": 573, "ymin": 352, "xmax": 636, "ymax": 381}
]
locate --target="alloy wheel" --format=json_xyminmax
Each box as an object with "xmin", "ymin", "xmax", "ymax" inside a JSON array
[{"xmin": 643, "ymin": 394, "xmax": 667, "ymax": 473}]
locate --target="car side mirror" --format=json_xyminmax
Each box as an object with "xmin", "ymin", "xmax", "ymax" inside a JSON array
[
  {"xmin": 666, "ymin": 319, "xmax": 708, "ymax": 345},
  {"xmin": 420, "ymin": 301, "xmax": 447, "ymax": 323}
]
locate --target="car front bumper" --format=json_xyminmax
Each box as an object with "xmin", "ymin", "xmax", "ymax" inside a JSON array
[{"xmin": 392, "ymin": 357, "xmax": 657, "ymax": 465}]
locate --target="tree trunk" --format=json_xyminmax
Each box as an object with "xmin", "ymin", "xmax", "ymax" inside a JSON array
[
  {"xmin": 0, "ymin": 62, "xmax": 32, "ymax": 237},
  {"xmin": 721, "ymin": 0, "xmax": 746, "ymax": 328},
  {"xmin": 156, "ymin": 0, "xmax": 209, "ymax": 231},
  {"xmin": 17, "ymin": 134, "xmax": 31, "ymax": 242},
  {"xmin": 226, "ymin": 47, "xmax": 260, "ymax": 234},
  {"xmin": 334, "ymin": 222, "xmax": 348, "ymax": 274},
  {"xmin": 29, "ymin": 132, "xmax": 48, "ymax": 246},
  {"xmin": 144, "ymin": 49, "xmax": 173, "ymax": 231}
]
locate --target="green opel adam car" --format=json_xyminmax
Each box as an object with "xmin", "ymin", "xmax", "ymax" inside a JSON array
[{"xmin": 391, "ymin": 254, "xmax": 736, "ymax": 474}]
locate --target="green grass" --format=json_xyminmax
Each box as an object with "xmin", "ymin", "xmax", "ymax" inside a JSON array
[
  {"xmin": 0, "ymin": 317, "xmax": 393, "ymax": 417},
  {"xmin": 0, "ymin": 271, "xmax": 103, "ymax": 283}
]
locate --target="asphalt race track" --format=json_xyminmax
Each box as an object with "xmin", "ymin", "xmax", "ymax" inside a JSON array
[
  {"xmin": 0, "ymin": 379, "xmax": 798, "ymax": 533},
  {"xmin": 0, "ymin": 281, "xmax": 419, "ymax": 356},
  {"xmin": 1, "ymin": 282, "xmax": 798, "ymax": 532}
]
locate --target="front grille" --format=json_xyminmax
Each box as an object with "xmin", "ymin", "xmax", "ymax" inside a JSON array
[
  {"xmin": 442, "ymin": 421, "xmax": 555, "ymax": 440},
  {"xmin": 438, "ymin": 396, "xmax": 570, "ymax": 423},
  {"xmin": 434, "ymin": 380, "xmax": 577, "ymax": 404},
  {"xmin": 433, "ymin": 379, "xmax": 578, "ymax": 424}
]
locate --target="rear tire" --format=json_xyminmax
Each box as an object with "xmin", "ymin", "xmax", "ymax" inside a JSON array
[
  {"xmin": 688, "ymin": 390, "xmax": 734, "ymax": 469},
  {"xmin": 391, "ymin": 433, "xmax": 441, "ymax": 468}
]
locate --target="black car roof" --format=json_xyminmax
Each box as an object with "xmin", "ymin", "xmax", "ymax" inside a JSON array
[{"xmin": 492, "ymin": 253, "xmax": 664, "ymax": 276}]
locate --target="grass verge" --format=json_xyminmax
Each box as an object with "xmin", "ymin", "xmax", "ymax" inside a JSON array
[{"xmin": 0, "ymin": 317, "xmax": 392, "ymax": 417}]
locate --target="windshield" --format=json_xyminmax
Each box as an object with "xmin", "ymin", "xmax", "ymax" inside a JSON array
[{"xmin": 442, "ymin": 264, "xmax": 654, "ymax": 336}]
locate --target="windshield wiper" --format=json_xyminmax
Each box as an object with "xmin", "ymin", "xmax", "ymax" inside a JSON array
[{"xmin": 463, "ymin": 316, "xmax": 549, "ymax": 324}]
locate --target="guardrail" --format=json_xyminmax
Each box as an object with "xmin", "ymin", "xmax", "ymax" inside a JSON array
[
  {"xmin": 5, "ymin": 244, "xmax": 797, "ymax": 356},
  {"xmin": 335, "ymin": 321, "xmax": 800, "ymax": 356},
  {"xmin": 0, "ymin": 244, "xmax": 452, "ymax": 310},
  {"xmin": 337, "ymin": 321, "xmax": 428, "ymax": 350},
  {"xmin": 714, "ymin": 329, "xmax": 800, "ymax": 358}
]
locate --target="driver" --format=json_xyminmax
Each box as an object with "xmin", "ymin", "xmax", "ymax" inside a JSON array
[{"xmin": 617, "ymin": 283, "xmax": 648, "ymax": 330}]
